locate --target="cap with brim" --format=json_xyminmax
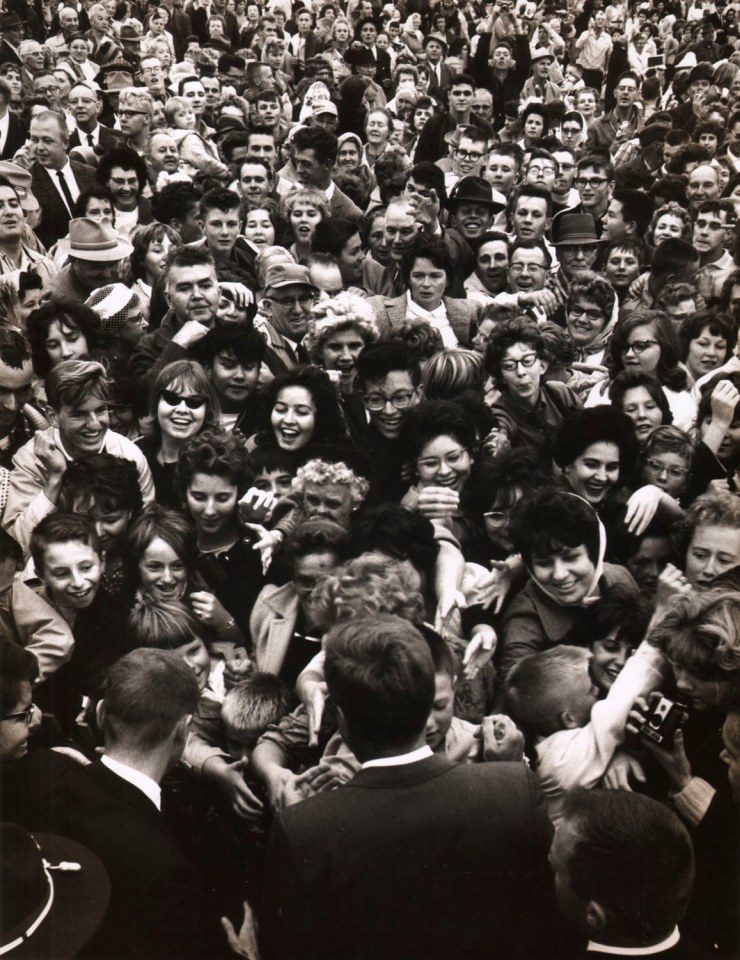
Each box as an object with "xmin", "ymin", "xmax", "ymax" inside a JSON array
[
  {"xmin": 688, "ymin": 62, "xmax": 713, "ymax": 84},
  {"xmin": 215, "ymin": 115, "xmax": 246, "ymax": 137},
  {"xmin": 313, "ymin": 100, "xmax": 338, "ymax": 117},
  {"xmin": 0, "ymin": 13, "xmax": 25, "ymax": 29},
  {"xmin": 639, "ymin": 123, "xmax": 671, "ymax": 148},
  {"xmin": 0, "ymin": 161, "xmax": 40, "ymax": 213},
  {"xmin": 119, "ymin": 25, "xmax": 142, "ymax": 41},
  {"xmin": 0, "ymin": 826, "xmax": 110, "ymax": 960},
  {"xmin": 60, "ymin": 218, "xmax": 134, "ymax": 262},
  {"xmin": 550, "ymin": 210, "xmax": 599, "ymax": 245},
  {"xmin": 265, "ymin": 262, "xmax": 319, "ymax": 293},
  {"xmin": 100, "ymin": 70, "xmax": 134, "ymax": 92}
]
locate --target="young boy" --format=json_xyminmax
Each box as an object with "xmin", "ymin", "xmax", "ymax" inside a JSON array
[
  {"xmin": 222, "ymin": 673, "xmax": 293, "ymax": 762},
  {"xmin": 196, "ymin": 325, "xmax": 266, "ymax": 437},
  {"xmin": 505, "ymin": 640, "xmax": 665, "ymax": 822}
]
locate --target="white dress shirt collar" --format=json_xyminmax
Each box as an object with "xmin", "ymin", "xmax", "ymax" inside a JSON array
[
  {"xmin": 101, "ymin": 755, "xmax": 162, "ymax": 811},
  {"xmin": 362, "ymin": 745, "xmax": 433, "ymax": 769}
]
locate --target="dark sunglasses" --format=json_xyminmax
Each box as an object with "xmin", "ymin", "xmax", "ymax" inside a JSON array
[{"xmin": 160, "ymin": 389, "xmax": 207, "ymax": 409}]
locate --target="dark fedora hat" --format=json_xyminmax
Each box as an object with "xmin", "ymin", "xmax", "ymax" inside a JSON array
[
  {"xmin": 550, "ymin": 209, "xmax": 599, "ymax": 246},
  {"xmin": 446, "ymin": 176, "xmax": 507, "ymax": 212},
  {"xmin": 0, "ymin": 12, "xmax": 25, "ymax": 30},
  {"xmin": 0, "ymin": 825, "xmax": 110, "ymax": 959}
]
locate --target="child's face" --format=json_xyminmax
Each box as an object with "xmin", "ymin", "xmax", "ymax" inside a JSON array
[
  {"xmin": 41, "ymin": 540, "xmax": 101, "ymax": 611},
  {"xmin": 225, "ymin": 721, "xmax": 264, "ymax": 760},
  {"xmin": 253, "ymin": 467, "xmax": 295, "ymax": 497},
  {"xmin": 425, "ymin": 672, "xmax": 455, "ymax": 752},
  {"xmin": 174, "ymin": 637, "xmax": 210, "ymax": 692}
]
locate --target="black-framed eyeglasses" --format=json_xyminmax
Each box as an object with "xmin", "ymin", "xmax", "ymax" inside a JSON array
[
  {"xmin": 119, "ymin": 109, "xmax": 148, "ymax": 118},
  {"xmin": 500, "ymin": 353, "xmax": 538, "ymax": 372},
  {"xmin": 269, "ymin": 293, "xmax": 316, "ymax": 308},
  {"xmin": 160, "ymin": 389, "xmax": 207, "ymax": 409},
  {"xmin": 575, "ymin": 176, "xmax": 608, "ymax": 188},
  {"xmin": 569, "ymin": 304, "xmax": 604, "ymax": 322},
  {"xmin": 456, "ymin": 149, "xmax": 483, "ymax": 161},
  {"xmin": 2, "ymin": 705, "xmax": 35, "ymax": 725}
]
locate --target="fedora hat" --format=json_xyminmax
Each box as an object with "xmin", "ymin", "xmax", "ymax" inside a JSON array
[
  {"xmin": 550, "ymin": 210, "xmax": 599, "ymax": 246},
  {"xmin": 0, "ymin": 12, "xmax": 25, "ymax": 30},
  {"xmin": 447, "ymin": 176, "xmax": 506, "ymax": 212},
  {"xmin": 264, "ymin": 262, "xmax": 318, "ymax": 293},
  {"xmin": 423, "ymin": 32, "xmax": 448, "ymax": 53},
  {"xmin": 0, "ymin": 161, "xmax": 39, "ymax": 213},
  {"xmin": 0, "ymin": 825, "xmax": 110, "ymax": 960},
  {"xmin": 60, "ymin": 219, "xmax": 134, "ymax": 262}
]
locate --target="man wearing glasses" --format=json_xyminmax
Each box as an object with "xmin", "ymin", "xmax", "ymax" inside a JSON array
[
  {"xmin": 67, "ymin": 81, "xmax": 122, "ymax": 152},
  {"xmin": 116, "ymin": 86, "xmax": 154, "ymax": 156},
  {"xmin": 574, "ymin": 152, "xmax": 615, "ymax": 236},
  {"xmin": 586, "ymin": 70, "xmax": 643, "ymax": 152},
  {"xmin": 260, "ymin": 263, "xmax": 319, "ymax": 374},
  {"xmin": 414, "ymin": 74, "xmax": 493, "ymax": 164}
]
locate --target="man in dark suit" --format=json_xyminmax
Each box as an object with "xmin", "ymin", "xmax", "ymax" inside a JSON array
[
  {"xmin": 550, "ymin": 789, "xmax": 715, "ymax": 959},
  {"xmin": 259, "ymin": 615, "xmax": 564, "ymax": 960},
  {"xmin": 67, "ymin": 80, "xmax": 122, "ymax": 153},
  {"xmin": 30, "ymin": 648, "xmax": 208, "ymax": 960},
  {"xmin": 0, "ymin": 11, "xmax": 24, "ymax": 66},
  {"xmin": 0, "ymin": 77, "xmax": 26, "ymax": 161},
  {"xmin": 29, "ymin": 109, "xmax": 96, "ymax": 249}
]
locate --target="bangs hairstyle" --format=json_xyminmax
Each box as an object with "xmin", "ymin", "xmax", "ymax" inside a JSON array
[
  {"xmin": 304, "ymin": 292, "xmax": 379, "ymax": 361},
  {"xmin": 641, "ymin": 425, "xmax": 694, "ymax": 470},
  {"xmin": 175, "ymin": 427, "xmax": 251, "ymax": 505},
  {"xmin": 147, "ymin": 359, "xmax": 220, "ymax": 440},
  {"xmin": 649, "ymin": 590, "xmax": 740, "ymax": 699},
  {"xmin": 27, "ymin": 299, "xmax": 102, "ymax": 378},
  {"xmin": 569, "ymin": 584, "xmax": 652, "ymax": 650},
  {"xmin": 462, "ymin": 447, "xmax": 551, "ymax": 523},
  {"xmin": 258, "ymin": 365, "xmax": 348, "ymax": 447},
  {"xmin": 58, "ymin": 453, "xmax": 143, "ymax": 516},
  {"xmin": 607, "ymin": 311, "xmax": 688, "ymax": 391},
  {"xmin": 125, "ymin": 503, "xmax": 199, "ymax": 589},
  {"xmin": 484, "ymin": 316, "xmax": 543, "ymax": 386},
  {"xmin": 30, "ymin": 513, "xmax": 101, "ymax": 576},
  {"xmin": 422, "ymin": 349, "xmax": 484, "ymax": 401},
  {"xmin": 508, "ymin": 487, "xmax": 601, "ymax": 566},
  {"xmin": 311, "ymin": 552, "xmax": 426, "ymax": 632},
  {"xmin": 400, "ymin": 399, "xmax": 477, "ymax": 462},
  {"xmin": 678, "ymin": 310, "xmax": 735, "ymax": 364},
  {"xmin": 608, "ymin": 370, "xmax": 673, "ymax": 425},
  {"xmin": 129, "ymin": 223, "xmax": 181, "ymax": 281}
]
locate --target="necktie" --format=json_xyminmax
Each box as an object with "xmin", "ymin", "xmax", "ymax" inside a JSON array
[
  {"xmin": 56, "ymin": 170, "xmax": 75, "ymax": 214},
  {"xmin": 87, "ymin": 132, "xmax": 95, "ymax": 147}
]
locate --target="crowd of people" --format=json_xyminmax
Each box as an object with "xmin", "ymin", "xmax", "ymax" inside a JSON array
[{"xmin": 0, "ymin": 0, "xmax": 739, "ymax": 956}]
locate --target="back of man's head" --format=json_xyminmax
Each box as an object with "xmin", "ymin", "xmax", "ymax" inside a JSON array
[
  {"xmin": 101, "ymin": 648, "xmax": 200, "ymax": 750},
  {"xmin": 555, "ymin": 789, "xmax": 695, "ymax": 945},
  {"xmin": 324, "ymin": 615, "xmax": 434, "ymax": 756}
]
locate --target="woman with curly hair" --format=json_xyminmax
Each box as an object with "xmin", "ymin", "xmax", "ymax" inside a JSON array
[
  {"xmin": 175, "ymin": 426, "xmax": 266, "ymax": 643},
  {"xmin": 587, "ymin": 310, "xmax": 697, "ymax": 429},
  {"xmin": 518, "ymin": 102, "xmax": 549, "ymax": 150},
  {"xmin": 647, "ymin": 201, "xmax": 693, "ymax": 247},
  {"xmin": 136, "ymin": 359, "xmax": 220, "ymax": 508},
  {"xmin": 304, "ymin": 292, "xmax": 379, "ymax": 439}
]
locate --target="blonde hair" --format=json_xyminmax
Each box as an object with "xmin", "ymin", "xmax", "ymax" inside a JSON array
[
  {"xmin": 293, "ymin": 458, "xmax": 369, "ymax": 505},
  {"xmin": 304, "ymin": 292, "xmax": 379, "ymax": 359}
]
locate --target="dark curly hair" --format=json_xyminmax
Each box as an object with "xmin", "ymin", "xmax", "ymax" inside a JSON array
[
  {"xmin": 26, "ymin": 299, "xmax": 102, "ymax": 378},
  {"xmin": 483, "ymin": 316, "xmax": 544, "ymax": 388},
  {"xmin": 97, "ymin": 145, "xmax": 149, "ymax": 195},
  {"xmin": 255, "ymin": 364, "xmax": 349, "ymax": 450},
  {"xmin": 175, "ymin": 427, "xmax": 251, "ymax": 505},
  {"xmin": 553, "ymin": 405, "xmax": 640, "ymax": 482},
  {"xmin": 678, "ymin": 310, "xmax": 735, "ymax": 365}
]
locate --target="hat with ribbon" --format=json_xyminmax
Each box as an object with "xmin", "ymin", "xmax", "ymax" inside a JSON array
[
  {"xmin": 0, "ymin": 12, "xmax": 25, "ymax": 30},
  {"xmin": 423, "ymin": 32, "xmax": 448, "ymax": 53},
  {"xmin": 86, "ymin": 283, "xmax": 144, "ymax": 336},
  {"xmin": 550, "ymin": 210, "xmax": 599, "ymax": 246},
  {"xmin": 60, "ymin": 219, "xmax": 134, "ymax": 262},
  {"xmin": 0, "ymin": 824, "xmax": 110, "ymax": 960}
]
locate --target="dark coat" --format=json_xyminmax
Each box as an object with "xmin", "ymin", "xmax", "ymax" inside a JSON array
[
  {"xmin": 30, "ymin": 160, "xmax": 97, "ymax": 250},
  {"xmin": 260, "ymin": 754, "xmax": 566, "ymax": 960},
  {"xmin": 0, "ymin": 112, "xmax": 27, "ymax": 160},
  {"xmin": 68, "ymin": 122, "xmax": 123, "ymax": 152}
]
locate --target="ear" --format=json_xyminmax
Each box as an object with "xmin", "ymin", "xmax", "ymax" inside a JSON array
[
  {"xmin": 45, "ymin": 404, "xmax": 57, "ymax": 426},
  {"xmin": 559, "ymin": 709, "xmax": 580, "ymax": 730},
  {"xmin": 96, "ymin": 699, "xmax": 106, "ymax": 730},
  {"xmin": 586, "ymin": 901, "xmax": 608, "ymax": 933},
  {"xmin": 335, "ymin": 705, "xmax": 349, "ymax": 742},
  {"xmin": 538, "ymin": 355, "xmax": 549, "ymax": 375}
]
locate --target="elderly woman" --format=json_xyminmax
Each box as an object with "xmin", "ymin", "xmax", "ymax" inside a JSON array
[
  {"xmin": 363, "ymin": 108, "xmax": 394, "ymax": 169},
  {"xmin": 304, "ymin": 291, "xmax": 379, "ymax": 439},
  {"xmin": 565, "ymin": 270, "xmax": 618, "ymax": 366},
  {"xmin": 280, "ymin": 188, "xmax": 330, "ymax": 263},
  {"xmin": 164, "ymin": 96, "xmax": 229, "ymax": 179},
  {"xmin": 367, "ymin": 236, "xmax": 479, "ymax": 345}
]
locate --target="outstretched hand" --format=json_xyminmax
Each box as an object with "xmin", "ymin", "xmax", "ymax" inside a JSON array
[{"xmin": 222, "ymin": 901, "xmax": 260, "ymax": 960}]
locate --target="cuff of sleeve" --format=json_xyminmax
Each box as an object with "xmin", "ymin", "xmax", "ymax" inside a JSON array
[{"xmin": 672, "ymin": 777, "xmax": 715, "ymax": 827}]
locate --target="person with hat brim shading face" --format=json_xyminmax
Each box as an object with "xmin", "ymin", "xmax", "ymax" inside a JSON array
[
  {"xmin": 686, "ymin": 19, "xmax": 722, "ymax": 63},
  {"xmin": 669, "ymin": 61, "xmax": 714, "ymax": 134},
  {"xmin": 0, "ymin": 167, "xmax": 56, "ymax": 289},
  {"xmin": 422, "ymin": 32, "xmax": 453, "ymax": 96},
  {"xmin": 550, "ymin": 210, "xmax": 601, "ymax": 301},
  {"xmin": 55, "ymin": 218, "xmax": 134, "ymax": 302},
  {"xmin": 0, "ymin": 824, "xmax": 111, "ymax": 960},
  {"xmin": 260, "ymin": 262, "xmax": 320, "ymax": 374},
  {"xmin": 520, "ymin": 48, "xmax": 562, "ymax": 103},
  {"xmin": 118, "ymin": 23, "xmax": 143, "ymax": 70},
  {"xmin": 0, "ymin": 12, "xmax": 24, "ymax": 66},
  {"xmin": 446, "ymin": 176, "xmax": 506, "ymax": 247},
  {"xmin": 414, "ymin": 73, "xmax": 493, "ymax": 165}
]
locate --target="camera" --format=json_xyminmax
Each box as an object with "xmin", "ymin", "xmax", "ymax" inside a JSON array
[{"xmin": 640, "ymin": 694, "xmax": 689, "ymax": 746}]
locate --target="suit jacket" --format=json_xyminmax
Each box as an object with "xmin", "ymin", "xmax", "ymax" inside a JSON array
[
  {"xmin": 366, "ymin": 293, "xmax": 478, "ymax": 344},
  {"xmin": 0, "ymin": 112, "xmax": 27, "ymax": 161},
  {"xmin": 425, "ymin": 59, "xmax": 454, "ymax": 96},
  {"xmin": 251, "ymin": 581, "xmax": 300, "ymax": 675},
  {"xmin": 0, "ymin": 39, "xmax": 21, "ymax": 65},
  {"xmin": 328, "ymin": 182, "xmax": 363, "ymax": 222},
  {"xmin": 260, "ymin": 755, "xmax": 566, "ymax": 960},
  {"xmin": 68, "ymin": 122, "xmax": 123, "ymax": 152},
  {"xmin": 30, "ymin": 760, "xmax": 207, "ymax": 960},
  {"xmin": 31, "ymin": 160, "xmax": 97, "ymax": 250}
]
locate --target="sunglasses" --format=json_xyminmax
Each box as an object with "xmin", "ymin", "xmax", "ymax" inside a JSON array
[{"xmin": 160, "ymin": 389, "xmax": 207, "ymax": 409}]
